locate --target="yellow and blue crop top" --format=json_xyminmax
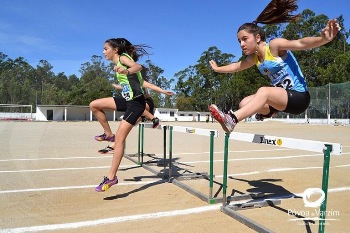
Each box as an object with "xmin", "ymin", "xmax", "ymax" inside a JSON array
[{"xmin": 254, "ymin": 44, "xmax": 307, "ymax": 92}]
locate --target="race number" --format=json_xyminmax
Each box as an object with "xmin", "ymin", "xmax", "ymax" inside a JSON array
[
  {"xmin": 121, "ymin": 84, "xmax": 131, "ymax": 100},
  {"xmin": 275, "ymin": 77, "xmax": 294, "ymax": 90}
]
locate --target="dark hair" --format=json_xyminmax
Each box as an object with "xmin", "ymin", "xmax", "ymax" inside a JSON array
[
  {"xmin": 105, "ymin": 38, "xmax": 151, "ymax": 62},
  {"xmin": 237, "ymin": 0, "xmax": 300, "ymax": 41},
  {"xmin": 140, "ymin": 65, "xmax": 149, "ymax": 81}
]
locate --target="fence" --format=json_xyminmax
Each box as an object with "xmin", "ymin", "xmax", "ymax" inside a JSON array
[{"xmin": 275, "ymin": 81, "xmax": 350, "ymax": 122}]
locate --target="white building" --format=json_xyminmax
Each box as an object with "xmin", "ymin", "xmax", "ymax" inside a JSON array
[{"xmin": 35, "ymin": 105, "xmax": 211, "ymax": 122}]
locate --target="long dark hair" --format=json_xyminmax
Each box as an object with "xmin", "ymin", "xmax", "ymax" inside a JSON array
[
  {"xmin": 238, "ymin": 0, "xmax": 300, "ymax": 41},
  {"xmin": 105, "ymin": 38, "xmax": 151, "ymax": 62}
]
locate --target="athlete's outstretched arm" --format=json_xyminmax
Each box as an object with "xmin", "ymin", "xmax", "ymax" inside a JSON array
[{"xmin": 142, "ymin": 80, "xmax": 173, "ymax": 96}]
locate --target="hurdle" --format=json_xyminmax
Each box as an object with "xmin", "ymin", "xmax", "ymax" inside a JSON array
[
  {"xmin": 125, "ymin": 123, "xmax": 223, "ymax": 204},
  {"xmin": 124, "ymin": 123, "xmax": 169, "ymax": 179},
  {"xmin": 221, "ymin": 132, "xmax": 342, "ymax": 233},
  {"xmin": 169, "ymin": 125, "xmax": 222, "ymax": 204}
]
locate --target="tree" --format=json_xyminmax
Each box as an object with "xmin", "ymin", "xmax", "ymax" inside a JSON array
[
  {"xmin": 69, "ymin": 55, "xmax": 113, "ymax": 105},
  {"xmin": 144, "ymin": 60, "xmax": 174, "ymax": 108}
]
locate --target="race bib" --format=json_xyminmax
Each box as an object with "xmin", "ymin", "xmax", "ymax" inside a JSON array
[
  {"xmin": 121, "ymin": 84, "xmax": 131, "ymax": 101},
  {"xmin": 274, "ymin": 76, "xmax": 295, "ymax": 90}
]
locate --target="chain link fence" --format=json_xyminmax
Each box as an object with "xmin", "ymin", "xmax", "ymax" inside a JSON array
[{"xmin": 275, "ymin": 81, "xmax": 350, "ymax": 123}]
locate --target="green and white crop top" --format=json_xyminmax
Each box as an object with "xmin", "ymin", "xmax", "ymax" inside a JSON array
[{"xmin": 116, "ymin": 53, "xmax": 144, "ymax": 101}]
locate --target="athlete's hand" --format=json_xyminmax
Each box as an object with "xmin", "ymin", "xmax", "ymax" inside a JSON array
[
  {"xmin": 112, "ymin": 84, "xmax": 122, "ymax": 90},
  {"xmin": 162, "ymin": 90, "xmax": 174, "ymax": 96},
  {"xmin": 114, "ymin": 66, "xmax": 128, "ymax": 74},
  {"xmin": 321, "ymin": 19, "xmax": 341, "ymax": 42},
  {"xmin": 209, "ymin": 60, "xmax": 219, "ymax": 72}
]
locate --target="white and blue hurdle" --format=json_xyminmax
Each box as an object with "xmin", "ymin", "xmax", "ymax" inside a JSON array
[{"xmin": 221, "ymin": 132, "xmax": 342, "ymax": 233}]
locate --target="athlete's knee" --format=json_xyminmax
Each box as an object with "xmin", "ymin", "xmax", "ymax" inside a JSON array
[
  {"xmin": 89, "ymin": 100, "xmax": 100, "ymax": 112},
  {"xmin": 239, "ymin": 95, "xmax": 253, "ymax": 108},
  {"xmin": 255, "ymin": 87, "xmax": 270, "ymax": 100},
  {"xmin": 239, "ymin": 98, "xmax": 248, "ymax": 108}
]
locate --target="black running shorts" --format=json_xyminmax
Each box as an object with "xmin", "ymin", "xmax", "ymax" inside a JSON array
[
  {"xmin": 123, "ymin": 96, "xmax": 146, "ymax": 125},
  {"xmin": 145, "ymin": 97, "xmax": 155, "ymax": 114},
  {"xmin": 113, "ymin": 97, "xmax": 127, "ymax": 112},
  {"xmin": 284, "ymin": 90, "xmax": 310, "ymax": 114}
]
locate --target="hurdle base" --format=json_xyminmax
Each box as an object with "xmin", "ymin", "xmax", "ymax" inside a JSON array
[
  {"xmin": 172, "ymin": 178, "xmax": 223, "ymax": 204},
  {"xmin": 139, "ymin": 159, "xmax": 171, "ymax": 167},
  {"xmin": 175, "ymin": 172, "xmax": 210, "ymax": 181},
  {"xmin": 221, "ymin": 205, "xmax": 276, "ymax": 233},
  {"xmin": 226, "ymin": 199, "xmax": 281, "ymax": 211},
  {"xmin": 126, "ymin": 153, "xmax": 156, "ymax": 158},
  {"xmin": 227, "ymin": 192, "xmax": 266, "ymax": 202},
  {"xmin": 124, "ymin": 154, "xmax": 166, "ymax": 179}
]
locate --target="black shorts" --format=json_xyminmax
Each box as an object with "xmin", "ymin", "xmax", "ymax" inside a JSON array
[
  {"xmin": 145, "ymin": 97, "xmax": 155, "ymax": 114},
  {"xmin": 113, "ymin": 97, "xmax": 127, "ymax": 112},
  {"xmin": 123, "ymin": 96, "xmax": 146, "ymax": 125},
  {"xmin": 269, "ymin": 90, "xmax": 310, "ymax": 115},
  {"xmin": 284, "ymin": 90, "xmax": 310, "ymax": 114}
]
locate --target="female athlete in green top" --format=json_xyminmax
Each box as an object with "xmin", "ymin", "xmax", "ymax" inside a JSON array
[{"xmin": 94, "ymin": 38, "xmax": 154, "ymax": 192}]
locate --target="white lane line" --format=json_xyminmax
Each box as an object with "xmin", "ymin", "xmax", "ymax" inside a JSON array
[
  {"xmin": 0, "ymin": 164, "xmax": 136, "ymax": 173},
  {"xmin": 174, "ymin": 148, "xmax": 292, "ymax": 156},
  {"xmin": 215, "ymin": 164, "xmax": 350, "ymax": 178},
  {"xmin": 2, "ymin": 165, "xmax": 349, "ymax": 195},
  {"xmin": 0, "ymin": 180, "xmax": 164, "ymax": 194},
  {"xmin": 0, "ymin": 204, "xmax": 222, "ymax": 233},
  {"xmin": 182, "ymin": 153, "xmax": 322, "ymax": 164},
  {"xmin": 2, "ymin": 151, "xmax": 348, "ymax": 173},
  {"xmin": 1, "ymin": 186, "xmax": 349, "ymax": 233},
  {"xmin": 180, "ymin": 151, "xmax": 350, "ymax": 165},
  {"xmin": 0, "ymin": 156, "xmax": 113, "ymax": 162},
  {"xmin": 0, "ymin": 148, "xmax": 292, "ymax": 162}
]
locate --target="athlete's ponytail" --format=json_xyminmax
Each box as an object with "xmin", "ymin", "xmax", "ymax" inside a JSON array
[
  {"xmin": 237, "ymin": 0, "xmax": 300, "ymax": 41},
  {"xmin": 254, "ymin": 0, "xmax": 300, "ymax": 25},
  {"xmin": 105, "ymin": 38, "xmax": 151, "ymax": 62}
]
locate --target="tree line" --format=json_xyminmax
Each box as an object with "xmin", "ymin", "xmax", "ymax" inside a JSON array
[{"xmin": 1, "ymin": 9, "xmax": 349, "ymax": 112}]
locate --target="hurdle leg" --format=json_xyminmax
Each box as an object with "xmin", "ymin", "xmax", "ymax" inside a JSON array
[
  {"xmin": 137, "ymin": 123, "xmax": 145, "ymax": 165},
  {"xmin": 168, "ymin": 126, "xmax": 173, "ymax": 182},
  {"xmin": 141, "ymin": 123, "xmax": 144, "ymax": 164},
  {"xmin": 137, "ymin": 123, "xmax": 141, "ymax": 163},
  {"xmin": 318, "ymin": 144, "xmax": 332, "ymax": 233},
  {"xmin": 209, "ymin": 130, "xmax": 215, "ymax": 203},
  {"xmin": 163, "ymin": 125, "xmax": 167, "ymax": 179},
  {"xmin": 222, "ymin": 132, "xmax": 230, "ymax": 205}
]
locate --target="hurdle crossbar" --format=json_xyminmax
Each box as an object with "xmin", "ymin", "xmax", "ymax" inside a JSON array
[
  {"xmin": 222, "ymin": 132, "xmax": 342, "ymax": 233},
  {"xmin": 229, "ymin": 132, "xmax": 342, "ymax": 155}
]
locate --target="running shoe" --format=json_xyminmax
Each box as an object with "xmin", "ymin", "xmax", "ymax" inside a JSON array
[
  {"xmin": 94, "ymin": 133, "xmax": 115, "ymax": 142},
  {"xmin": 98, "ymin": 146, "xmax": 114, "ymax": 154},
  {"xmin": 95, "ymin": 176, "xmax": 118, "ymax": 192},
  {"xmin": 255, "ymin": 113, "xmax": 264, "ymax": 121},
  {"xmin": 209, "ymin": 104, "xmax": 236, "ymax": 133},
  {"xmin": 152, "ymin": 117, "xmax": 160, "ymax": 128}
]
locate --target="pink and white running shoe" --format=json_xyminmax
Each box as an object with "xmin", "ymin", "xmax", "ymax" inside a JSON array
[{"xmin": 209, "ymin": 104, "xmax": 236, "ymax": 133}]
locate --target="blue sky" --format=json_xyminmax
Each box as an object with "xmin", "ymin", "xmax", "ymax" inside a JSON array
[{"xmin": 1, "ymin": 0, "xmax": 349, "ymax": 80}]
